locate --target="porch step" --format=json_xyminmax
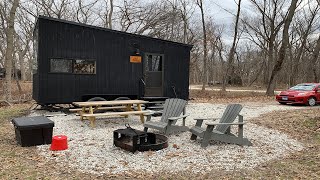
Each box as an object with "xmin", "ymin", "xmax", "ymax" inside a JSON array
[
  {"xmin": 140, "ymin": 96, "xmax": 168, "ymax": 114},
  {"xmin": 140, "ymin": 96, "xmax": 168, "ymax": 101}
]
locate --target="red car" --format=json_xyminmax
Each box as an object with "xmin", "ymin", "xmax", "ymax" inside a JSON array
[{"xmin": 276, "ymin": 83, "xmax": 320, "ymax": 106}]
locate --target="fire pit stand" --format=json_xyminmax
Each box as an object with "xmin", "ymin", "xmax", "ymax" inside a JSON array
[{"xmin": 113, "ymin": 124, "xmax": 168, "ymax": 152}]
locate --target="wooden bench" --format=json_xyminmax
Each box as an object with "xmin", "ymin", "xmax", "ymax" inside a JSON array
[
  {"xmin": 69, "ymin": 106, "xmax": 126, "ymax": 112},
  {"xmin": 81, "ymin": 110, "xmax": 152, "ymax": 127}
]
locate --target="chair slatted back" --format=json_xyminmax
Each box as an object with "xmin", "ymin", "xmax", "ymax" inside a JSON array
[
  {"xmin": 160, "ymin": 98, "xmax": 187, "ymax": 124},
  {"xmin": 215, "ymin": 104, "xmax": 243, "ymax": 133}
]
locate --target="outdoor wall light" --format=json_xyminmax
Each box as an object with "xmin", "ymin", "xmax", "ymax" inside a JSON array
[{"xmin": 135, "ymin": 48, "xmax": 140, "ymax": 55}]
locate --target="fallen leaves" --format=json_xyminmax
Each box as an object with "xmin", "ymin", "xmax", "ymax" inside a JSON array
[
  {"xmin": 119, "ymin": 160, "xmax": 129, "ymax": 166},
  {"xmin": 172, "ymin": 143, "xmax": 179, "ymax": 149}
]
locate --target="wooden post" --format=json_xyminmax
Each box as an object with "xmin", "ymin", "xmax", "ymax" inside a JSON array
[
  {"xmin": 137, "ymin": 103, "xmax": 144, "ymax": 123},
  {"xmin": 80, "ymin": 107, "xmax": 85, "ymax": 121},
  {"xmin": 126, "ymin": 104, "xmax": 132, "ymax": 117}
]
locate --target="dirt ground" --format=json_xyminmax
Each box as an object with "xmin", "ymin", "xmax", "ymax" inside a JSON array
[{"xmin": 0, "ymin": 86, "xmax": 320, "ymax": 179}]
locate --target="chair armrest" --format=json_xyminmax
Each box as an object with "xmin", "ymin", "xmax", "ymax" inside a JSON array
[
  {"xmin": 194, "ymin": 118, "xmax": 219, "ymax": 121},
  {"xmin": 193, "ymin": 118, "xmax": 219, "ymax": 127},
  {"xmin": 168, "ymin": 114, "xmax": 189, "ymax": 121},
  {"xmin": 205, "ymin": 122, "xmax": 246, "ymax": 126},
  {"xmin": 147, "ymin": 106, "xmax": 164, "ymax": 109}
]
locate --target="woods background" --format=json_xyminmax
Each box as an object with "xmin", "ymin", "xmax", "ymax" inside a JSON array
[{"xmin": 1, "ymin": 0, "xmax": 320, "ymax": 101}]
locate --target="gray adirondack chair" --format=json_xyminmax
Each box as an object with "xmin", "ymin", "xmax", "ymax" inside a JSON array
[
  {"xmin": 144, "ymin": 98, "xmax": 189, "ymax": 135},
  {"xmin": 190, "ymin": 104, "xmax": 252, "ymax": 147}
]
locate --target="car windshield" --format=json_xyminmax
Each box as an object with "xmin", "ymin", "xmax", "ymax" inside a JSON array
[{"xmin": 289, "ymin": 84, "xmax": 316, "ymax": 91}]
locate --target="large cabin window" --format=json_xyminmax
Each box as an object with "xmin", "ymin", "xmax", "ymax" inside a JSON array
[
  {"xmin": 50, "ymin": 59, "xmax": 73, "ymax": 73},
  {"xmin": 73, "ymin": 59, "xmax": 96, "ymax": 74},
  {"xmin": 49, "ymin": 58, "xmax": 96, "ymax": 74}
]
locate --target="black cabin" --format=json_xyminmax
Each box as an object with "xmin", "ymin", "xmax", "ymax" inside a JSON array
[{"xmin": 33, "ymin": 16, "xmax": 192, "ymax": 105}]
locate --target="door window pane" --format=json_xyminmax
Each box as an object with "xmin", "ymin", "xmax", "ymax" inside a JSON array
[{"xmin": 147, "ymin": 55, "xmax": 162, "ymax": 71}]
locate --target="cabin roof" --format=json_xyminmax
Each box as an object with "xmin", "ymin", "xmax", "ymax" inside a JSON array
[{"xmin": 37, "ymin": 16, "xmax": 193, "ymax": 49}]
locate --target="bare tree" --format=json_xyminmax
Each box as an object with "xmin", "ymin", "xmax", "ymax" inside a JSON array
[
  {"xmin": 196, "ymin": 0, "xmax": 208, "ymax": 91},
  {"xmin": 289, "ymin": 3, "xmax": 319, "ymax": 85},
  {"xmin": 1, "ymin": 0, "xmax": 19, "ymax": 100},
  {"xmin": 76, "ymin": 0, "xmax": 99, "ymax": 24},
  {"xmin": 266, "ymin": 0, "xmax": 299, "ymax": 95},
  {"xmin": 15, "ymin": 10, "xmax": 34, "ymax": 81},
  {"xmin": 178, "ymin": 0, "xmax": 192, "ymax": 43},
  {"xmin": 243, "ymin": 0, "xmax": 287, "ymax": 86},
  {"xmin": 310, "ymin": 35, "xmax": 320, "ymax": 82},
  {"xmin": 308, "ymin": 0, "xmax": 320, "ymax": 82},
  {"xmin": 221, "ymin": 0, "xmax": 242, "ymax": 92}
]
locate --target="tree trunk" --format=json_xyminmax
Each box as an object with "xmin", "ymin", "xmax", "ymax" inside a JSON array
[
  {"xmin": 222, "ymin": 0, "xmax": 241, "ymax": 92},
  {"xmin": 27, "ymin": 55, "xmax": 33, "ymax": 81},
  {"xmin": 108, "ymin": 0, "xmax": 113, "ymax": 29},
  {"xmin": 181, "ymin": 1, "xmax": 188, "ymax": 44},
  {"xmin": 266, "ymin": 32, "xmax": 275, "ymax": 86},
  {"xmin": 13, "ymin": 60, "xmax": 22, "ymax": 95},
  {"xmin": 197, "ymin": 0, "xmax": 208, "ymax": 91},
  {"xmin": 266, "ymin": 0, "xmax": 298, "ymax": 96},
  {"xmin": 18, "ymin": 41, "xmax": 29, "ymax": 81},
  {"xmin": 3, "ymin": 0, "xmax": 19, "ymax": 101},
  {"xmin": 310, "ymin": 35, "xmax": 320, "ymax": 82}
]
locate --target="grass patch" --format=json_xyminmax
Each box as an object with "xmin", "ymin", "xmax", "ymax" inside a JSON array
[
  {"xmin": 0, "ymin": 105, "xmax": 28, "ymax": 121},
  {"xmin": 0, "ymin": 104, "xmax": 109, "ymax": 180},
  {"xmin": 189, "ymin": 89, "xmax": 274, "ymax": 103}
]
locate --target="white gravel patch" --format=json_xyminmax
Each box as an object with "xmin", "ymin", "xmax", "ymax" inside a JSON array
[{"xmin": 32, "ymin": 103, "xmax": 312, "ymax": 175}]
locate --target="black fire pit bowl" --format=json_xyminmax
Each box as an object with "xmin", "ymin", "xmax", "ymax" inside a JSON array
[{"xmin": 113, "ymin": 125, "xmax": 168, "ymax": 152}]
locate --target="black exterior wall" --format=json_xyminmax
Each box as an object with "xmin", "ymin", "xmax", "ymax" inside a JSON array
[{"xmin": 33, "ymin": 16, "xmax": 192, "ymax": 105}]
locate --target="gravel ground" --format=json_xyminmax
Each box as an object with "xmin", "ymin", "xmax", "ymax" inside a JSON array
[{"xmin": 32, "ymin": 103, "xmax": 309, "ymax": 176}]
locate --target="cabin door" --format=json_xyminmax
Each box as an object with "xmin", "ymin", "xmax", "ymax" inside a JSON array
[{"xmin": 143, "ymin": 53, "xmax": 164, "ymax": 97}]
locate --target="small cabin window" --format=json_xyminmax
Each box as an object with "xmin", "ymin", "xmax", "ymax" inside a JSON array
[
  {"xmin": 147, "ymin": 55, "xmax": 163, "ymax": 72},
  {"xmin": 73, "ymin": 59, "xmax": 96, "ymax": 74},
  {"xmin": 50, "ymin": 59, "xmax": 72, "ymax": 73}
]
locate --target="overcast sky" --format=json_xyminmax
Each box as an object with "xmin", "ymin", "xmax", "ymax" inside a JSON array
[{"xmin": 204, "ymin": 0, "xmax": 252, "ymax": 43}]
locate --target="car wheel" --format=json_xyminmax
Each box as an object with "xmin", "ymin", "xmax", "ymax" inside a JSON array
[
  {"xmin": 307, "ymin": 97, "xmax": 316, "ymax": 106},
  {"xmin": 279, "ymin": 102, "xmax": 287, "ymax": 105}
]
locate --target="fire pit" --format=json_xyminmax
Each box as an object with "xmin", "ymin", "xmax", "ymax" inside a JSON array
[{"xmin": 113, "ymin": 124, "xmax": 168, "ymax": 152}]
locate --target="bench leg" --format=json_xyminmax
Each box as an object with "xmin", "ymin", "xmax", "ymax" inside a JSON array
[
  {"xmin": 87, "ymin": 106, "xmax": 96, "ymax": 127},
  {"xmin": 88, "ymin": 117, "xmax": 96, "ymax": 128},
  {"xmin": 137, "ymin": 104, "xmax": 144, "ymax": 123},
  {"xmin": 124, "ymin": 104, "xmax": 132, "ymax": 118},
  {"xmin": 80, "ymin": 107, "xmax": 86, "ymax": 121}
]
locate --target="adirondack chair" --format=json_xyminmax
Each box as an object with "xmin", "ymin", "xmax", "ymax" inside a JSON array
[
  {"xmin": 143, "ymin": 98, "xmax": 189, "ymax": 135},
  {"xmin": 190, "ymin": 104, "xmax": 252, "ymax": 147}
]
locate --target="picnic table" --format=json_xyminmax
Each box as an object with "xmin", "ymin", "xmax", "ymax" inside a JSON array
[{"xmin": 72, "ymin": 100, "xmax": 149, "ymax": 127}]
